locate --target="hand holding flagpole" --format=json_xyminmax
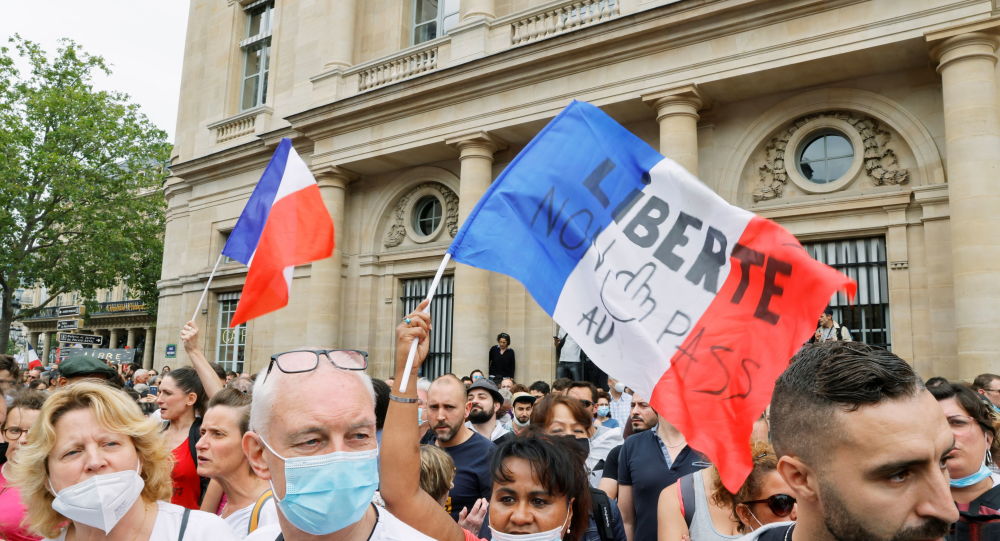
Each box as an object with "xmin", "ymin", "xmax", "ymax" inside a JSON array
[{"xmin": 398, "ymin": 252, "xmax": 450, "ymax": 393}]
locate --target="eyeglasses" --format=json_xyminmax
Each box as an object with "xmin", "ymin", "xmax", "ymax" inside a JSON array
[
  {"xmin": 984, "ymin": 388, "xmax": 1000, "ymax": 394},
  {"xmin": 742, "ymin": 494, "xmax": 796, "ymax": 517},
  {"xmin": 579, "ymin": 399, "xmax": 594, "ymax": 408},
  {"xmin": 264, "ymin": 349, "xmax": 368, "ymax": 382},
  {"xmin": 2, "ymin": 426, "xmax": 28, "ymax": 441}
]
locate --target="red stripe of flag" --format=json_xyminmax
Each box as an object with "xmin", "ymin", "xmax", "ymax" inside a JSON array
[
  {"xmin": 651, "ymin": 216, "xmax": 856, "ymax": 492},
  {"xmin": 230, "ymin": 184, "xmax": 334, "ymax": 327}
]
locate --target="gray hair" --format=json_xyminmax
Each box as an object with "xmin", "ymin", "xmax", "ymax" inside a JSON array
[
  {"xmin": 250, "ymin": 362, "xmax": 375, "ymax": 438},
  {"xmin": 417, "ymin": 377, "xmax": 432, "ymax": 393}
]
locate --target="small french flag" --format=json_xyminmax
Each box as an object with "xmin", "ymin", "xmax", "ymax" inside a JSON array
[{"xmin": 223, "ymin": 139, "xmax": 334, "ymax": 327}]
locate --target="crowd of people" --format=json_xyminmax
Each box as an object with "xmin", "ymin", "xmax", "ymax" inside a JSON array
[{"xmin": 0, "ymin": 304, "xmax": 998, "ymax": 541}]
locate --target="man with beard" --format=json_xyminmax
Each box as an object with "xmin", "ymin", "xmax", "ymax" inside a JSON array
[
  {"xmin": 567, "ymin": 380, "xmax": 623, "ymax": 486},
  {"xmin": 618, "ymin": 392, "xmax": 708, "ymax": 540},
  {"xmin": 510, "ymin": 391, "xmax": 535, "ymax": 435},
  {"xmin": 423, "ymin": 374, "xmax": 495, "ymax": 523},
  {"xmin": 466, "ymin": 378, "xmax": 512, "ymax": 444},
  {"xmin": 739, "ymin": 341, "xmax": 958, "ymax": 541}
]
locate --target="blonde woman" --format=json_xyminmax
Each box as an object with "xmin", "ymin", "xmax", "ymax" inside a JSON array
[{"xmin": 8, "ymin": 381, "xmax": 235, "ymax": 541}]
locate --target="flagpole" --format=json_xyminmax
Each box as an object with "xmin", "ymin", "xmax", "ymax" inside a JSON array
[
  {"xmin": 191, "ymin": 254, "xmax": 224, "ymax": 322},
  {"xmin": 398, "ymin": 252, "xmax": 451, "ymax": 393}
]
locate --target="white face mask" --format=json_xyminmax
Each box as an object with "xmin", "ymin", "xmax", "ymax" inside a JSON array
[
  {"xmin": 50, "ymin": 463, "xmax": 145, "ymax": 534},
  {"xmin": 613, "ymin": 382, "xmax": 626, "ymax": 394},
  {"xmin": 490, "ymin": 510, "xmax": 569, "ymax": 541}
]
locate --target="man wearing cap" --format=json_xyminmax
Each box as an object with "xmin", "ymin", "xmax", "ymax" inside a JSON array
[
  {"xmin": 466, "ymin": 378, "xmax": 512, "ymax": 445},
  {"xmin": 56, "ymin": 355, "xmax": 122, "ymax": 386},
  {"xmin": 510, "ymin": 391, "xmax": 535, "ymax": 435}
]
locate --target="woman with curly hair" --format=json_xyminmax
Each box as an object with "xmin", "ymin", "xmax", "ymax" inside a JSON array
[{"xmin": 8, "ymin": 381, "xmax": 234, "ymax": 541}]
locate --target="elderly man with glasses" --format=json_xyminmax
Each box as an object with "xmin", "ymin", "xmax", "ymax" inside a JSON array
[{"xmin": 243, "ymin": 342, "xmax": 433, "ymax": 541}]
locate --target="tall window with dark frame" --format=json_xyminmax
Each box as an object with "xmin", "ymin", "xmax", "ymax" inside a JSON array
[
  {"xmin": 216, "ymin": 292, "xmax": 247, "ymax": 373},
  {"xmin": 240, "ymin": 1, "xmax": 274, "ymax": 111},
  {"xmin": 804, "ymin": 237, "xmax": 891, "ymax": 349},
  {"xmin": 401, "ymin": 276, "xmax": 454, "ymax": 378},
  {"xmin": 412, "ymin": 0, "xmax": 460, "ymax": 45}
]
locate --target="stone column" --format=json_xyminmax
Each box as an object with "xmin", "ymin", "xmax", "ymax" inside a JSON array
[
  {"xmin": 306, "ymin": 167, "xmax": 353, "ymax": 346},
  {"xmin": 642, "ymin": 85, "xmax": 705, "ymax": 175},
  {"xmin": 126, "ymin": 328, "xmax": 137, "ymax": 349},
  {"xmin": 28, "ymin": 332, "xmax": 38, "ymax": 350},
  {"xmin": 929, "ymin": 28, "xmax": 1000, "ymax": 377},
  {"xmin": 109, "ymin": 329, "xmax": 119, "ymax": 350},
  {"xmin": 461, "ymin": 0, "xmax": 495, "ymax": 22},
  {"xmin": 446, "ymin": 131, "xmax": 506, "ymax": 377},
  {"xmin": 40, "ymin": 332, "xmax": 49, "ymax": 364},
  {"xmin": 324, "ymin": 0, "xmax": 357, "ymax": 70},
  {"xmin": 142, "ymin": 327, "xmax": 154, "ymax": 369}
]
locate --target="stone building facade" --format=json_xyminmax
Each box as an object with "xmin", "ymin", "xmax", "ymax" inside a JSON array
[{"xmin": 159, "ymin": 0, "xmax": 1000, "ymax": 382}]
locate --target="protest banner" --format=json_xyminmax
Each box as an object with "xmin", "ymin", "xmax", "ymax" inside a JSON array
[{"xmin": 447, "ymin": 100, "xmax": 855, "ymax": 491}]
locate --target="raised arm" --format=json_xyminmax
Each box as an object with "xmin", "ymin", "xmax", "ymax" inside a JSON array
[
  {"xmin": 380, "ymin": 301, "xmax": 468, "ymax": 541},
  {"xmin": 180, "ymin": 320, "xmax": 224, "ymax": 398}
]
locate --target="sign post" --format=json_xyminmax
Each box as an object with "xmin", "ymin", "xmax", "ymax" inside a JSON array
[{"xmin": 57, "ymin": 333, "xmax": 104, "ymax": 346}]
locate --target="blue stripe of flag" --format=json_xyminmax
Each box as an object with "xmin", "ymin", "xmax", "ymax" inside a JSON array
[
  {"xmin": 448, "ymin": 101, "xmax": 662, "ymax": 313},
  {"xmin": 222, "ymin": 138, "xmax": 293, "ymax": 264}
]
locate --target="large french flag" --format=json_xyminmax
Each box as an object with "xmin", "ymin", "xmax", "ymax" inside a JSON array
[
  {"xmin": 448, "ymin": 101, "xmax": 855, "ymax": 491},
  {"xmin": 223, "ymin": 139, "xmax": 334, "ymax": 327}
]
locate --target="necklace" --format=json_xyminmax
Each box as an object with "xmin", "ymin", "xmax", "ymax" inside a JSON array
[{"xmin": 784, "ymin": 523, "xmax": 795, "ymax": 541}]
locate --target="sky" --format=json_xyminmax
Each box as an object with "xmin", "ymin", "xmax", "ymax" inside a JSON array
[{"xmin": 0, "ymin": 1, "xmax": 191, "ymax": 140}]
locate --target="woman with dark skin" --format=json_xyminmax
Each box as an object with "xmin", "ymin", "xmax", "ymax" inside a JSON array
[
  {"xmin": 382, "ymin": 302, "xmax": 590, "ymax": 541},
  {"xmin": 489, "ymin": 333, "xmax": 516, "ymax": 382}
]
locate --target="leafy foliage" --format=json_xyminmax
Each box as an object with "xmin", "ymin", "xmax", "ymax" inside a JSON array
[{"xmin": 0, "ymin": 36, "xmax": 169, "ymax": 352}]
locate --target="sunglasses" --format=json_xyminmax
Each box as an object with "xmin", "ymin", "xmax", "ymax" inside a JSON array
[
  {"xmin": 579, "ymin": 399, "xmax": 594, "ymax": 408},
  {"xmin": 741, "ymin": 494, "xmax": 795, "ymax": 517}
]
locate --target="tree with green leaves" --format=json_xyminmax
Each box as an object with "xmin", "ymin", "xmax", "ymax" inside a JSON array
[{"xmin": 0, "ymin": 35, "xmax": 170, "ymax": 353}]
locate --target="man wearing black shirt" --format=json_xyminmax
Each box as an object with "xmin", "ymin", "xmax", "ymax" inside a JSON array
[
  {"xmin": 617, "ymin": 392, "xmax": 708, "ymax": 541},
  {"xmin": 425, "ymin": 375, "xmax": 495, "ymax": 521}
]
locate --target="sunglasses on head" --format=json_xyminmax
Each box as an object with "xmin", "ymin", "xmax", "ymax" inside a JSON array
[{"xmin": 741, "ymin": 494, "xmax": 795, "ymax": 517}]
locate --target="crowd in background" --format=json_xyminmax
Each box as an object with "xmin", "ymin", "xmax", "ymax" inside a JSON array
[{"xmin": 0, "ymin": 310, "xmax": 998, "ymax": 541}]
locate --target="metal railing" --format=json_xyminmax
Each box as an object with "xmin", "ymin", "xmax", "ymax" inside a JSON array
[{"xmin": 401, "ymin": 275, "xmax": 454, "ymax": 379}]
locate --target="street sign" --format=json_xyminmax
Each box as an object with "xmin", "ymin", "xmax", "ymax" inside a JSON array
[
  {"xmin": 165, "ymin": 344, "xmax": 177, "ymax": 358},
  {"xmin": 65, "ymin": 348, "xmax": 135, "ymax": 364},
  {"xmin": 56, "ymin": 319, "xmax": 82, "ymax": 331},
  {"xmin": 57, "ymin": 305, "xmax": 85, "ymax": 317},
  {"xmin": 58, "ymin": 332, "xmax": 103, "ymax": 345}
]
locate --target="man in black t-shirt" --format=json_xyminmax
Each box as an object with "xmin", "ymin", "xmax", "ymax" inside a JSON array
[{"xmin": 425, "ymin": 374, "xmax": 495, "ymax": 521}]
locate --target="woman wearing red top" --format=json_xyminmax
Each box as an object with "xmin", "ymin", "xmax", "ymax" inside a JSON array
[
  {"xmin": 158, "ymin": 366, "xmax": 208, "ymax": 509},
  {"xmin": 0, "ymin": 391, "xmax": 46, "ymax": 541}
]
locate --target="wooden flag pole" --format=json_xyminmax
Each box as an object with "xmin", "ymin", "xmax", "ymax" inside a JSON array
[
  {"xmin": 190, "ymin": 254, "xmax": 225, "ymax": 323},
  {"xmin": 398, "ymin": 252, "xmax": 451, "ymax": 393}
]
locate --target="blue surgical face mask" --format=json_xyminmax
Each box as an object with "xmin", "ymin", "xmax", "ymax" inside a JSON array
[
  {"xmin": 951, "ymin": 462, "xmax": 992, "ymax": 487},
  {"xmin": 596, "ymin": 406, "xmax": 610, "ymax": 417},
  {"xmin": 259, "ymin": 435, "xmax": 378, "ymax": 535}
]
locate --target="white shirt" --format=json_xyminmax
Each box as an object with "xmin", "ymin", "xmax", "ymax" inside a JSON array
[
  {"xmin": 465, "ymin": 420, "xmax": 511, "ymax": 442},
  {"xmin": 46, "ymin": 501, "xmax": 236, "ymax": 541},
  {"xmin": 588, "ymin": 424, "xmax": 624, "ymax": 486},
  {"xmin": 557, "ymin": 329, "xmax": 582, "ymax": 364},
  {"xmin": 245, "ymin": 505, "xmax": 435, "ymax": 541},
  {"xmin": 223, "ymin": 498, "xmax": 280, "ymax": 538}
]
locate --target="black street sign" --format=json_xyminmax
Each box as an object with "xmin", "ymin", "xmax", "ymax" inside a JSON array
[
  {"xmin": 58, "ymin": 332, "xmax": 103, "ymax": 345},
  {"xmin": 56, "ymin": 319, "xmax": 82, "ymax": 331},
  {"xmin": 57, "ymin": 305, "xmax": 84, "ymax": 317}
]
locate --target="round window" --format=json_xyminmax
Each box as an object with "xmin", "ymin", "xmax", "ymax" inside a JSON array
[
  {"xmin": 797, "ymin": 132, "xmax": 854, "ymax": 184},
  {"xmin": 412, "ymin": 195, "xmax": 442, "ymax": 236}
]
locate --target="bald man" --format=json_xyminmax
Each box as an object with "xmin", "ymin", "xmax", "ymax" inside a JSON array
[{"xmin": 424, "ymin": 375, "xmax": 495, "ymax": 521}]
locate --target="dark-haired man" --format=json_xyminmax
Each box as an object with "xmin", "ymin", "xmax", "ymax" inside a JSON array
[
  {"xmin": 466, "ymin": 378, "xmax": 511, "ymax": 443},
  {"xmin": 972, "ymin": 373, "xmax": 1000, "ymax": 409},
  {"xmin": 739, "ymin": 341, "xmax": 958, "ymax": 540},
  {"xmin": 618, "ymin": 392, "xmax": 707, "ymax": 541},
  {"xmin": 528, "ymin": 380, "xmax": 550, "ymax": 398}
]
